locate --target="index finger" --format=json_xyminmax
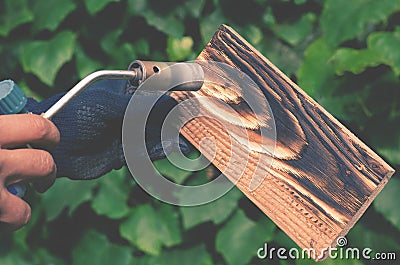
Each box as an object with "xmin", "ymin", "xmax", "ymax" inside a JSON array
[{"xmin": 0, "ymin": 114, "xmax": 60, "ymax": 150}]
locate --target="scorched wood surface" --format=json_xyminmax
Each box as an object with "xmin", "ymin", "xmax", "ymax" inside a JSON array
[{"xmin": 170, "ymin": 25, "xmax": 395, "ymax": 260}]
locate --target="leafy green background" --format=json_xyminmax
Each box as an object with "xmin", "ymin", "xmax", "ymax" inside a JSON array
[{"xmin": 1, "ymin": 0, "xmax": 399, "ymax": 264}]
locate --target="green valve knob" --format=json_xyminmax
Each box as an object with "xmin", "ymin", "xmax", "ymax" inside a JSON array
[{"xmin": 0, "ymin": 80, "xmax": 28, "ymax": 115}]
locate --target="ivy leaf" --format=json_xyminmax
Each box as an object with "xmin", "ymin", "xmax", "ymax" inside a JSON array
[
  {"xmin": 347, "ymin": 224, "xmax": 400, "ymax": 252},
  {"xmin": 127, "ymin": 0, "xmax": 147, "ymax": 15},
  {"xmin": 100, "ymin": 30, "xmax": 136, "ymax": 67},
  {"xmin": 84, "ymin": 0, "xmax": 121, "ymax": 15},
  {"xmin": 33, "ymin": 248, "xmax": 66, "ymax": 265},
  {"xmin": 127, "ymin": 0, "xmax": 184, "ymax": 38},
  {"xmin": 145, "ymin": 12, "xmax": 184, "ymax": 38},
  {"xmin": 367, "ymin": 28, "xmax": 400, "ymax": 76},
  {"xmin": 297, "ymin": 38, "xmax": 336, "ymax": 97},
  {"xmin": 153, "ymin": 151, "xmax": 202, "ymax": 184},
  {"xmin": 330, "ymin": 28, "xmax": 400, "ymax": 76},
  {"xmin": 330, "ymin": 48, "xmax": 381, "ymax": 75},
  {"xmin": 17, "ymin": 81, "xmax": 43, "ymax": 100},
  {"xmin": 373, "ymin": 178, "xmax": 400, "ymax": 230},
  {"xmin": 19, "ymin": 31, "xmax": 76, "ymax": 86},
  {"xmin": 200, "ymin": 8, "xmax": 226, "ymax": 44},
  {"xmin": 262, "ymin": 37, "xmax": 301, "ymax": 76},
  {"xmin": 141, "ymin": 244, "xmax": 213, "ymax": 265},
  {"xmin": 242, "ymin": 24, "xmax": 263, "ymax": 46},
  {"xmin": 216, "ymin": 209, "xmax": 276, "ymax": 265},
  {"xmin": 262, "ymin": 7, "xmax": 276, "ymax": 27},
  {"xmin": 321, "ymin": 0, "xmax": 400, "ymax": 47},
  {"xmin": 13, "ymin": 206, "xmax": 42, "ymax": 252},
  {"xmin": 166, "ymin": 36, "xmax": 194, "ymax": 61},
  {"xmin": 91, "ymin": 168, "xmax": 131, "ymax": 219},
  {"xmin": 41, "ymin": 178, "xmax": 97, "ymax": 221},
  {"xmin": 32, "ymin": 0, "xmax": 76, "ymax": 32},
  {"xmin": 120, "ymin": 204, "xmax": 182, "ymax": 255},
  {"xmin": 0, "ymin": 249, "xmax": 31, "ymax": 265},
  {"xmin": 134, "ymin": 38, "xmax": 150, "ymax": 57},
  {"xmin": 109, "ymin": 41, "xmax": 135, "ymax": 67},
  {"xmin": 180, "ymin": 185, "xmax": 242, "ymax": 230},
  {"xmin": 273, "ymin": 12, "xmax": 316, "ymax": 46},
  {"xmin": 185, "ymin": 0, "xmax": 206, "ymax": 18},
  {"xmin": 75, "ymin": 46, "xmax": 102, "ymax": 79},
  {"xmin": 0, "ymin": 0, "xmax": 34, "ymax": 36},
  {"xmin": 296, "ymin": 257, "xmax": 364, "ymax": 265},
  {"xmin": 378, "ymin": 146, "xmax": 400, "ymax": 165},
  {"xmin": 72, "ymin": 230, "xmax": 134, "ymax": 265}
]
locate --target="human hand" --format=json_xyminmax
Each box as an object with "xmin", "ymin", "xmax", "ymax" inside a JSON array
[
  {"xmin": 26, "ymin": 80, "xmax": 190, "ymax": 180},
  {"xmin": 0, "ymin": 114, "xmax": 59, "ymax": 233}
]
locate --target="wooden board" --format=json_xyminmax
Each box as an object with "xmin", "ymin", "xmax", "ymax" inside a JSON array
[{"xmin": 170, "ymin": 25, "xmax": 395, "ymax": 260}]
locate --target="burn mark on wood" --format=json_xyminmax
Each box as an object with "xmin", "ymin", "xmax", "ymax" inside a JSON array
[{"xmin": 170, "ymin": 25, "xmax": 395, "ymax": 260}]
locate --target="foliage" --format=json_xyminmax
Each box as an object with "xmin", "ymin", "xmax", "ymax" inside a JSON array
[{"xmin": 0, "ymin": 0, "xmax": 399, "ymax": 264}]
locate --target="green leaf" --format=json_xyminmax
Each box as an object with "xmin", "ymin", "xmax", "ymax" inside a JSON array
[
  {"xmin": 84, "ymin": 0, "xmax": 121, "ymax": 15},
  {"xmin": 262, "ymin": 37, "xmax": 302, "ymax": 76},
  {"xmin": 297, "ymin": 38, "xmax": 336, "ymax": 97},
  {"xmin": 0, "ymin": 0, "xmax": 34, "ymax": 36},
  {"xmin": 91, "ymin": 168, "xmax": 131, "ymax": 219},
  {"xmin": 72, "ymin": 230, "xmax": 134, "ymax": 265},
  {"xmin": 373, "ymin": 178, "xmax": 400, "ymax": 230},
  {"xmin": 295, "ymin": 0, "xmax": 307, "ymax": 4},
  {"xmin": 33, "ymin": 248, "xmax": 66, "ymax": 265},
  {"xmin": 41, "ymin": 178, "xmax": 97, "ymax": 221},
  {"xmin": 185, "ymin": 0, "xmax": 206, "ymax": 18},
  {"xmin": 243, "ymin": 24, "xmax": 263, "ymax": 46},
  {"xmin": 330, "ymin": 28, "xmax": 400, "ymax": 76},
  {"xmin": 313, "ymin": 94, "xmax": 361, "ymax": 122},
  {"xmin": 13, "ymin": 206, "xmax": 42, "ymax": 252},
  {"xmin": 75, "ymin": 46, "xmax": 102, "ymax": 79},
  {"xmin": 19, "ymin": 31, "xmax": 76, "ymax": 86},
  {"xmin": 145, "ymin": 12, "xmax": 185, "ymax": 38},
  {"xmin": 127, "ymin": 0, "xmax": 184, "ymax": 38},
  {"xmin": 216, "ymin": 209, "xmax": 276, "ymax": 265},
  {"xmin": 141, "ymin": 244, "xmax": 213, "ymax": 265},
  {"xmin": 321, "ymin": 0, "xmax": 400, "ymax": 47},
  {"xmin": 166, "ymin": 36, "xmax": 194, "ymax": 61},
  {"xmin": 378, "ymin": 146, "xmax": 400, "ymax": 165},
  {"xmin": 180, "ymin": 186, "xmax": 242, "ymax": 230},
  {"xmin": 18, "ymin": 81, "xmax": 43, "ymax": 100},
  {"xmin": 262, "ymin": 7, "xmax": 276, "ymax": 27},
  {"xmin": 127, "ymin": 0, "xmax": 147, "ymax": 15},
  {"xmin": 200, "ymin": 8, "xmax": 226, "ymax": 44},
  {"xmin": 368, "ymin": 28, "xmax": 400, "ymax": 76},
  {"xmin": 296, "ymin": 257, "xmax": 364, "ymax": 265},
  {"xmin": 32, "ymin": 0, "xmax": 76, "ymax": 31},
  {"xmin": 100, "ymin": 29, "xmax": 123, "ymax": 55},
  {"xmin": 120, "ymin": 204, "xmax": 182, "ymax": 255},
  {"xmin": 273, "ymin": 13, "xmax": 316, "ymax": 46},
  {"xmin": 0, "ymin": 249, "xmax": 31, "ymax": 265},
  {"xmin": 153, "ymin": 151, "xmax": 202, "ymax": 184},
  {"xmin": 100, "ymin": 30, "xmax": 136, "ymax": 67},
  {"xmin": 330, "ymin": 48, "xmax": 381, "ymax": 75},
  {"xmin": 134, "ymin": 38, "xmax": 150, "ymax": 57},
  {"xmin": 347, "ymin": 223, "xmax": 400, "ymax": 252}
]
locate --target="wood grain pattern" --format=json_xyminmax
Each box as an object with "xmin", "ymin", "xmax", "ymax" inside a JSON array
[{"xmin": 170, "ymin": 25, "xmax": 395, "ymax": 260}]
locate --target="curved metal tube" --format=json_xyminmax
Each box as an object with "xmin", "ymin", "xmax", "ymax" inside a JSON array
[{"xmin": 43, "ymin": 70, "xmax": 137, "ymax": 119}]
